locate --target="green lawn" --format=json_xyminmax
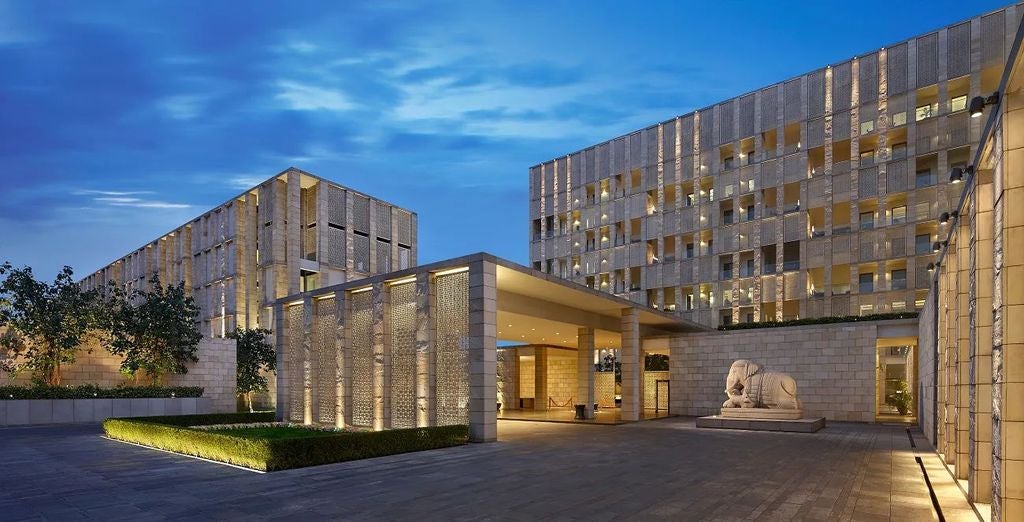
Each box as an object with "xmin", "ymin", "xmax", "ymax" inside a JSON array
[{"xmin": 207, "ymin": 426, "xmax": 342, "ymax": 439}]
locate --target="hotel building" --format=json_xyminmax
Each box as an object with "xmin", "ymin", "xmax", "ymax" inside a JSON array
[
  {"xmin": 80, "ymin": 167, "xmax": 417, "ymax": 337},
  {"xmin": 529, "ymin": 5, "xmax": 1018, "ymax": 328}
]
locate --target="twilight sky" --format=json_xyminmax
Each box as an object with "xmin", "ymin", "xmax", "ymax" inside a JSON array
[{"xmin": 0, "ymin": 0, "xmax": 1008, "ymax": 279}]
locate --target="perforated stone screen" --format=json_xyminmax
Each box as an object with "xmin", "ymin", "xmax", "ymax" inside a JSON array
[
  {"xmin": 350, "ymin": 290, "xmax": 374, "ymax": 426},
  {"xmin": 287, "ymin": 304, "xmax": 304, "ymax": 423},
  {"xmin": 434, "ymin": 271, "xmax": 470, "ymax": 426},
  {"xmin": 315, "ymin": 297, "xmax": 337, "ymax": 425},
  {"xmin": 389, "ymin": 283, "xmax": 417, "ymax": 429}
]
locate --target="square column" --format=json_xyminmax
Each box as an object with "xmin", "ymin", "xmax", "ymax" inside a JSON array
[
  {"xmin": 621, "ymin": 307, "xmax": 641, "ymax": 421},
  {"xmin": 334, "ymin": 292, "xmax": 351, "ymax": 428},
  {"xmin": 534, "ymin": 347, "xmax": 549, "ymax": 410},
  {"xmin": 302, "ymin": 295, "xmax": 316, "ymax": 425},
  {"xmin": 468, "ymin": 260, "xmax": 497, "ymax": 442},
  {"xmin": 577, "ymin": 328, "xmax": 596, "ymax": 419}
]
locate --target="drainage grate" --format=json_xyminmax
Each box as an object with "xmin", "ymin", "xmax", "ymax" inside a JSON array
[{"xmin": 915, "ymin": 456, "xmax": 945, "ymax": 522}]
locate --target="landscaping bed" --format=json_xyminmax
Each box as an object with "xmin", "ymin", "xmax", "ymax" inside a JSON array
[
  {"xmin": 102, "ymin": 413, "xmax": 470, "ymax": 471},
  {"xmin": 1, "ymin": 384, "xmax": 204, "ymax": 400}
]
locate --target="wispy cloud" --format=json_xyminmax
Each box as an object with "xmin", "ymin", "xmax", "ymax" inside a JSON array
[
  {"xmin": 75, "ymin": 190, "xmax": 191, "ymax": 210},
  {"xmin": 275, "ymin": 80, "xmax": 354, "ymax": 111},
  {"xmin": 160, "ymin": 95, "xmax": 206, "ymax": 120}
]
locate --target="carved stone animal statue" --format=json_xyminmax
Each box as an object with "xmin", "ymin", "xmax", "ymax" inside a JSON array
[{"xmin": 722, "ymin": 359, "xmax": 800, "ymax": 410}]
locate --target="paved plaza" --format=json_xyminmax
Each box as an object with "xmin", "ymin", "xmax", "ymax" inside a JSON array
[{"xmin": 0, "ymin": 418, "xmax": 975, "ymax": 521}]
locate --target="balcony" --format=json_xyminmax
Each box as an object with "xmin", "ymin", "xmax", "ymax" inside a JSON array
[
  {"xmin": 810, "ymin": 229, "xmax": 826, "ymax": 238},
  {"xmin": 832, "ymin": 285, "xmax": 851, "ymax": 295}
]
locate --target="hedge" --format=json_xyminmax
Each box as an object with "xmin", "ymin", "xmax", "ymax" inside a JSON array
[
  {"xmin": 103, "ymin": 414, "xmax": 469, "ymax": 471},
  {"xmin": 0, "ymin": 384, "xmax": 204, "ymax": 400},
  {"xmin": 718, "ymin": 311, "xmax": 919, "ymax": 331}
]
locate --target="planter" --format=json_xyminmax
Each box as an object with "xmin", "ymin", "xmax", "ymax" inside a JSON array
[{"xmin": 0, "ymin": 397, "xmax": 212, "ymax": 427}]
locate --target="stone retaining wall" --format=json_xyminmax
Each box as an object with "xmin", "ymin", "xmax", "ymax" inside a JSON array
[{"xmin": 0, "ymin": 397, "xmax": 212, "ymax": 426}]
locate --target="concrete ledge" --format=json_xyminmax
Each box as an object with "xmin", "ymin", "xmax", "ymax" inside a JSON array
[
  {"xmin": 0, "ymin": 398, "xmax": 213, "ymax": 427},
  {"xmin": 720, "ymin": 408, "xmax": 803, "ymax": 420},
  {"xmin": 696, "ymin": 415, "xmax": 826, "ymax": 433}
]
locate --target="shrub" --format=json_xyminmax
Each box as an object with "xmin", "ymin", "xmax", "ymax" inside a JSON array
[
  {"xmin": 718, "ymin": 311, "xmax": 918, "ymax": 330},
  {"xmin": 103, "ymin": 414, "xmax": 470, "ymax": 471},
  {"xmin": 0, "ymin": 384, "xmax": 204, "ymax": 400}
]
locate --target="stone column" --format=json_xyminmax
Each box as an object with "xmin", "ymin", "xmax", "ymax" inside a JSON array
[
  {"xmin": 415, "ymin": 272, "xmax": 435, "ymax": 427},
  {"xmin": 468, "ymin": 259, "xmax": 498, "ymax": 442},
  {"xmin": 371, "ymin": 282, "xmax": 390, "ymax": 430},
  {"xmin": 302, "ymin": 295, "xmax": 315, "ymax": 425},
  {"xmin": 334, "ymin": 292, "xmax": 351, "ymax": 428},
  {"xmin": 621, "ymin": 307, "xmax": 641, "ymax": 421},
  {"xmin": 273, "ymin": 303, "xmax": 289, "ymax": 422},
  {"xmin": 577, "ymin": 328, "xmax": 596, "ymax": 419},
  {"xmin": 534, "ymin": 346, "xmax": 549, "ymax": 410}
]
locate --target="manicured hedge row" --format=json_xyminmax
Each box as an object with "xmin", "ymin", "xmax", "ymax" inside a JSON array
[
  {"xmin": 103, "ymin": 414, "xmax": 469, "ymax": 471},
  {"xmin": 0, "ymin": 384, "xmax": 204, "ymax": 400},
  {"xmin": 718, "ymin": 311, "xmax": 919, "ymax": 331}
]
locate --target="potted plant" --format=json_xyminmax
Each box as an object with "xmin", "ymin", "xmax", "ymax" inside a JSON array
[{"xmin": 885, "ymin": 379, "xmax": 913, "ymax": 416}]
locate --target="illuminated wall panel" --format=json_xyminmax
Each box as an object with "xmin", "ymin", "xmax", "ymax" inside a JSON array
[
  {"xmin": 287, "ymin": 304, "xmax": 304, "ymax": 423},
  {"xmin": 350, "ymin": 290, "xmax": 374, "ymax": 426},
  {"xmin": 314, "ymin": 297, "xmax": 337, "ymax": 425},
  {"xmin": 389, "ymin": 283, "xmax": 417, "ymax": 429},
  {"xmin": 434, "ymin": 271, "xmax": 470, "ymax": 426}
]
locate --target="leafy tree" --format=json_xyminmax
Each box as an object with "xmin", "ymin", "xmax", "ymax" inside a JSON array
[
  {"xmin": 0, "ymin": 262, "xmax": 101, "ymax": 385},
  {"xmin": 102, "ymin": 276, "xmax": 202, "ymax": 384},
  {"xmin": 228, "ymin": 327, "xmax": 275, "ymax": 412}
]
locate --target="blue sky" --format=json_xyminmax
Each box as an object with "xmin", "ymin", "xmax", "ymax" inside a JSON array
[{"xmin": 0, "ymin": 0, "xmax": 1009, "ymax": 279}]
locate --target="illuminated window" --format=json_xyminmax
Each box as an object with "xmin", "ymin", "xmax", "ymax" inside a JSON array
[
  {"xmin": 891, "ymin": 206, "xmax": 907, "ymax": 225},
  {"xmin": 915, "ymin": 104, "xmax": 934, "ymax": 121},
  {"xmin": 951, "ymin": 95, "xmax": 967, "ymax": 112},
  {"xmin": 892, "ymin": 112, "xmax": 907, "ymax": 126},
  {"xmin": 860, "ymin": 120, "xmax": 874, "ymax": 134}
]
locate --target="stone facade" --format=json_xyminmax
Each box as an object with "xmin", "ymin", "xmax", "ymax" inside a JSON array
[
  {"xmin": 529, "ymin": 5, "xmax": 1017, "ymax": 329},
  {"xmin": 670, "ymin": 320, "xmax": 916, "ymax": 422}
]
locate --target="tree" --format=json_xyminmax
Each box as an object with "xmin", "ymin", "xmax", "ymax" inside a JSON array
[
  {"xmin": 0, "ymin": 262, "xmax": 101, "ymax": 385},
  {"xmin": 102, "ymin": 276, "xmax": 202, "ymax": 384},
  {"xmin": 228, "ymin": 327, "xmax": 275, "ymax": 412}
]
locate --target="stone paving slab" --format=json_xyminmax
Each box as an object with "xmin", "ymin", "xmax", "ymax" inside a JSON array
[{"xmin": 0, "ymin": 418, "xmax": 956, "ymax": 520}]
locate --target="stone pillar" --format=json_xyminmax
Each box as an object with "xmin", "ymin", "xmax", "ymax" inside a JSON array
[
  {"xmin": 273, "ymin": 303, "xmax": 289, "ymax": 422},
  {"xmin": 577, "ymin": 328, "xmax": 596, "ymax": 419},
  {"xmin": 415, "ymin": 272, "xmax": 435, "ymax": 427},
  {"xmin": 621, "ymin": 307, "xmax": 641, "ymax": 421},
  {"xmin": 334, "ymin": 292, "xmax": 351, "ymax": 428},
  {"xmin": 468, "ymin": 259, "xmax": 498, "ymax": 442},
  {"xmin": 534, "ymin": 346, "xmax": 549, "ymax": 410},
  {"xmin": 371, "ymin": 282, "xmax": 389, "ymax": 431},
  {"xmin": 302, "ymin": 296, "xmax": 316, "ymax": 425}
]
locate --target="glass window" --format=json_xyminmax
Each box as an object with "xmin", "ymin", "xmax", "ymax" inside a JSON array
[
  {"xmin": 685, "ymin": 193, "xmax": 694, "ymax": 207},
  {"xmin": 745, "ymin": 205, "xmax": 755, "ymax": 221},
  {"xmin": 859, "ymin": 273, "xmax": 874, "ymax": 293},
  {"xmin": 860, "ymin": 211, "xmax": 875, "ymax": 230},
  {"xmin": 892, "ymin": 112, "xmax": 907, "ymax": 126},
  {"xmin": 891, "ymin": 143, "xmax": 907, "ymax": 160},
  {"xmin": 723, "ymin": 209, "xmax": 734, "ymax": 224},
  {"xmin": 860, "ymin": 120, "xmax": 875, "ymax": 134},
  {"xmin": 915, "ymin": 104, "xmax": 934, "ymax": 121},
  {"xmin": 916, "ymin": 169, "xmax": 934, "ymax": 188},
  {"xmin": 685, "ymin": 293, "xmax": 694, "ymax": 310},
  {"xmin": 891, "ymin": 206, "xmax": 907, "ymax": 225},
  {"xmin": 915, "ymin": 234, "xmax": 931, "ymax": 254},
  {"xmin": 723, "ymin": 157, "xmax": 734, "ymax": 170},
  {"xmin": 951, "ymin": 95, "xmax": 968, "ymax": 112},
  {"xmin": 686, "ymin": 243, "xmax": 694, "ymax": 258},
  {"xmin": 891, "ymin": 269, "xmax": 907, "ymax": 290},
  {"xmin": 860, "ymin": 149, "xmax": 875, "ymax": 166}
]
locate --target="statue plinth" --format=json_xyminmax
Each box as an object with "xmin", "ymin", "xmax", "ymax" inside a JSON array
[{"xmin": 719, "ymin": 408, "xmax": 802, "ymax": 420}]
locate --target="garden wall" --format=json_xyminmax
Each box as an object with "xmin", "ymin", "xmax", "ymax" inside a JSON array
[
  {"xmin": 0, "ymin": 397, "xmax": 212, "ymax": 426},
  {"xmin": 0, "ymin": 337, "xmax": 237, "ymax": 414}
]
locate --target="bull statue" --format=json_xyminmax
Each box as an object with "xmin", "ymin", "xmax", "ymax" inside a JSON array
[{"xmin": 722, "ymin": 359, "xmax": 800, "ymax": 410}]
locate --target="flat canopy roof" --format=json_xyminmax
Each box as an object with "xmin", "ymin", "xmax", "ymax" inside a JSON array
[{"xmin": 278, "ymin": 252, "xmax": 707, "ymax": 349}]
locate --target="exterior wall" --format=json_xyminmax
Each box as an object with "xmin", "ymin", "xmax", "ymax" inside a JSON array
[
  {"xmin": 643, "ymin": 370, "xmax": 670, "ymax": 410},
  {"xmin": 80, "ymin": 167, "xmax": 418, "ymax": 337},
  {"xmin": 529, "ymin": 5, "xmax": 1016, "ymax": 329},
  {"xmin": 0, "ymin": 398, "xmax": 213, "ymax": 426},
  {"xmin": 275, "ymin": 257, "xmax": 496, "ymax": 442},
  {"xmin": 0, "ymin": 338, "xmax": 236, "ymax": 413},
  {"xmin": 669, "ymin": 322, "xmax": 904, "ymax": 422},
  {"xmin": 545, "ymin": 348, "xmax": 577, "ymax": 407}
]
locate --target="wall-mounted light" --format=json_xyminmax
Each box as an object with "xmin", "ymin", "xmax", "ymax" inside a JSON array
[
  {"xmin": 932, "ymin": 241, "xmax": 947, "ymax": 253},
  {"xmin": 970, "ymin": 93, "xmax": 1000, "ymax": 118},
  {"xmin": 939, "ymin": 211, "xmax": 958, "ymax": 225},
  {"xmin": 949, "ymin": 165, "xmax": 973, "ymax": 184},
  {"xmin": 927, "ymin": 263, "xmax": 935, "ymax": 272}
]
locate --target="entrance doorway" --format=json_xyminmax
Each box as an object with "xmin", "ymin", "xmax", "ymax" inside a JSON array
[{"xmin": 876, "ymin": 344, "xmax": 916, "ymax": 423}]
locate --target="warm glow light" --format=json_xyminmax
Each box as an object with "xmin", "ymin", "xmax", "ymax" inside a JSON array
[
  {"xmin": 389, "ymin": 276, "xmax": 416, "ymax": 285},
  {"xmin": 349, "ymin": 286, "xmax": 372, "ymax": 294},
  {"xmin": 434, "ymin": 266, "xmax": 469, "ymax": 276}
]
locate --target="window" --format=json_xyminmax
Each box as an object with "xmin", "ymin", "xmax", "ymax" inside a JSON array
[
  {"xmin": 723, "ymin": 157, "xmax": 735, "ymax": 170},
  {"xmin": 892, "ymin": 112, "xmax": 907, "ymax": 126},
  {"xmin": 723, "ymin": 209, "xmax": 734, "ymax": 225},
  {"xmin": 860, "ymin": 149, "xmax": 875, "ymax": 166},
  {"xmin": 891, "ymin": 206, "xmax": 907, "ymax": 225},
  {"xmin": 860, "ymin": 211, "xmax": 874, "ymax": 230},
  {"xmin": 721, "ymin": 314, "xmax": 733, "ymax": 326},
  {"xmin": 685, "ymin": 193, "xmax": 694, "ymax": 207},
  {"xmin": 951, "ymin": 95, "xmax": 968, "ymax": 113},
  {"xmin": 745, "ymin": 313, "xmax": 754, "ymax": 323},
  {"xmin": 686, "ymin": 243, "xmax": 694, "ymax": 258},
  {"xmin": 915, "ymin": 104, "xmax": 934, "ymax": 121},
  {"xmin": 891, "ymin": 269, "xmax": 907, "ymax": 290},
  {"xmin": 860, "ymin": 120, "xmax": 875, "ymax": 134},
  {"xmin": 859, "ymin": 273, "xmax": 874, "ymax": 293},
  {"xmin": 891, "ymin": 143, "xmax": 907, "ymax": 160},
  {"xmin": 722, "ymin": 262, "xmax": 733, "ymax": 279},
  {"xmin": 915, "ymin": 234, "xmax": 931, "ymax": 254},
  {"xmin": 709, "ymin": 188, "xmax": 715, "ymax": 202},
  {"xmin": 685, "ymin": 293, "xmax": 694, "ymax": 310},
  {"xmin": 916, "ymin": 169, "xmax": 934, "ymax": 188},
  {"xmin": 859, "ymin": 304, "xmax": 875, "ymax": 316},
  {"xmin": 745, "ymin": 204, "xmax": 755, "ymax": 221}
]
